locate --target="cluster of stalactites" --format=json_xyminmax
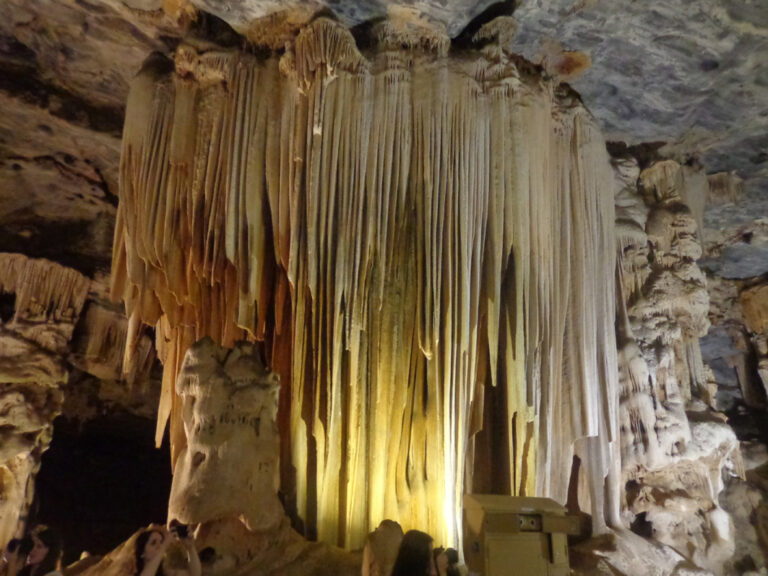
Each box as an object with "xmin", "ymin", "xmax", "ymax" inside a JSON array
[
  {"xmin": 0, "ymin": 253, "xmax": 89, "ymax": 326},
  {"xmin": 69, "ymin": 303, "xmax": 156, "ymax": 386},
  {"xmin": 112, "ymin": 16, "xmax": 620, "ymax": 549}
]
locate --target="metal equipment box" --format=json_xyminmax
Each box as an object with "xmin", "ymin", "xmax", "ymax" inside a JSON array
[{"xmin": 463, "ymin": 495, "xmax": 581, "ymax": 576}]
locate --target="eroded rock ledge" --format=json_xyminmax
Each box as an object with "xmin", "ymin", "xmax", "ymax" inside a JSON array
[{"xmin": 0, "ymin": 253, "xmax": 159, "ymax": 542}]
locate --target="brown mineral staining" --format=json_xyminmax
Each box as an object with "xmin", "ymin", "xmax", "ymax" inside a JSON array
[
  {"xmin": 162, "ymin": 0, "xmax": 197, "ymax": 27},
  {"xmin": 244, "ymin": 6, "xmax": 320, "ymax": 51},
  {"xmin": 538, "ymin": 38, "xmax": 591, "ymax": 81},
  {"xmin": 708, "ymin": 171, "xmax": 744, "ymax": 205},
  {"xmin": 740, "ymin": 285, "xmax": 768, "ymax": 334}
]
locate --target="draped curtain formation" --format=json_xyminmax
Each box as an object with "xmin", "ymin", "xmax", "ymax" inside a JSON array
[{"xmin": 111, "ymin": 17, "xmax": 620, "ymax": 549}]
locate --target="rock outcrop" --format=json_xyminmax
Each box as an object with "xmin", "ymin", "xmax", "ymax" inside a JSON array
[
  {"xmin": 701, "ymin": 212, "xmax": 768, "ymax": 574},
  {"xmin": 169, "ymin": 338, "xmax": 283, "ymax": 532},
  {"xmin": 111, "ymin": 16, "xmax": 623, "ymax": 550},
  {"xmin": 0, "ymin": 0, "xmax": 766, "ymax": 570},
  {"xmin": 82, "ymin": 339, "xmax": 360, "ymax": 576},
  {"xmin": 0, "ymin": 253, "xmax": 159, "ymax": 545},
  {"xmin": 614, "ymin": 158, "xmax": 743, "ymax": 574}
]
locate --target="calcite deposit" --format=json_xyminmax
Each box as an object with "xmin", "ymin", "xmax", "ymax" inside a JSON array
[
  {"xmin": 111, "ymin": 16, "xmax": 621, "ymax": 550},
  {"xmin": 0, "ymin": 254, "xmax": 159, "ymax": 545},
  {"xmin": 613, "ymin": 157, "xmax": 744, "ymax": 574},
  {"xmin": 169, "ymin": 338, "xmax": 283, "ymax": 531},
  {"xmin": 82, "ymin": 340, "xmax": 361, "ymax": 576},
  {"xmin": 0, "ymin": 334, "xmax": 64, "ymax": 547}
]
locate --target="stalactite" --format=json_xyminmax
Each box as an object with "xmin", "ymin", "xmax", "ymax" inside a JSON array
[
  {"xmin": 707, "ymin": 171, "xmax": 743, "ymax": 205},
  {"xmin": 68, "ymin": 302, "xmax": 155, "ymax": 386},
  {"xmin": 0, "ymin": 253, "xmax": 91, "ymax": 354},
  {"xmin": 0, "ymin": 253, "xmax": 89, "ymax": 326},
  {"xmin": 112, "ymin": 17, "xmax": 621, "ymax": 548}
]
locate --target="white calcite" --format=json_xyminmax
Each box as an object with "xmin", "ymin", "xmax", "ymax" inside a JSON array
[
  {"xmin": 168, "ymin": 338, "xmax": 283, "ymax": 531},
  {"xmin": 614, "ymin": 157, "xmax": 744, "ymax": 574}
]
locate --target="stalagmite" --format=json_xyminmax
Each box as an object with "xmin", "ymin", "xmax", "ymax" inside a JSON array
[
  {"xmin": 112, "ymin": 17, "xmax": 621, "ymax": 548},
  {"xmin": 168, "ymin": 338, "xmax": 283, "ymax": 530},
  {"xmin": 613, "ymin": 156, "xmax": 743, "ymax": 574}
]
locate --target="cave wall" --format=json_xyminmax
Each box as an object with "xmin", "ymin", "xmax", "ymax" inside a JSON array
[
  {"xmin": 0, "ymin": 252, "xmax": 160, "ymax": 545},
  {"xmin": 700, "ymin": 193, "xmax": 768, "ymax": 572}
]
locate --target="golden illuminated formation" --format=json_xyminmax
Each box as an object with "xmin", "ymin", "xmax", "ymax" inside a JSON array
[{"xmin": 111, "ymin": 17, "xmax": 620, "ymax": 549}]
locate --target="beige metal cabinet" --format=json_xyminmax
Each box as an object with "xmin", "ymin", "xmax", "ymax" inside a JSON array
[{"xmin": 463, "ymin": 495, "xmax": 580, "ymax": 576}]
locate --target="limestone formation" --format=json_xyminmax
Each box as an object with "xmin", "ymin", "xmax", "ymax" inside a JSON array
[
  {"xmin": 82, "ymin": 340, "xmax": 361, "ymax": 576},
  {"xmin": 0, "ymin": 0, "xmax": 765, "ymax": 572},
  {"xmin": 570, "ymin": 528, "xmax": 715, "ymax": 576},
  {"xmin": 700, "ymin": 206, "xmax": 768, "ymax": 575},
  {"xmin": 68, "ymin": 300, "xmax": 156, "ymax": 388},
  {"xmin": 0, "ymin": 253, "xmax": 90, "ymax": 353},
  {"xmin": 168, "ymin": 338, "xmax": 283, "ymax": 531},
  {"xmin": 362, "ymin": 520, "xmax": 404, "ymax": 576},
  {"xmin": 0, "ymin": 333, "xmax": 65, "ymax": 546},
  {"xmin": 0, "ymin": 255, "xmax": 84, "ymax": 544},
  {"xmin": 702, "ymin": 218, "xmax": 768, "ymax": 415},
  {"xmin": 80, "ymin": 521, "xmax": 362, "ymax": 576},
  {"xmin": 707, "ymin": 173, "xmax": 743, "ymax": 208},
  {"xmin": 614, "ymin": 157, "xmax": 743, "ymax": 574},
  {"xmin": 0, "ymin": 253, "xmax": 160, "ymax": 548},
  {"xmin": 112, "ymin": 16, "xmax": 621, "ymax": 549},
  {"xmin": 509, "ymin": 0, "xmax": 768, "ymax": 202}
]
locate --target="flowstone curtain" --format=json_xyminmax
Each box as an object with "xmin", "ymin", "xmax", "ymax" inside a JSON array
[{"xmin": 111, "ymin": 18, "xmax": 620, "ymax": 549}]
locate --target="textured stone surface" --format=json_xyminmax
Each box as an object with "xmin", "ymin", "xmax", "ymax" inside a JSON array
[
  {"xmin": 614, "ymin": 157, "xmax": 743, "ymax": 574},
  {"xmin": 0, "ymin": 329, "xmax": 65, "ymax": 547},
  {"xmin": 169, "ymin": 338, "xmax": 283, "ymax": 531},
  {"xmin": 0, "ymin": 0, "xmax": 176, "ymax": 274},
  {"xmin": 80, "ymin": 522, "xmax": 362, "ymax": 576},
  {"xmin": 0, "ymin": 0, "xmax": 766, "ymax": 570},
  {"xmin": 0, "ymin": 252, "xmax": 160, "ymax": 545},
  {"xmin": 188, "ymin": 0, "xmax": 498, "ymax": 37},
  {"xmin": 570, "ymin": 529, "xmax": 714, "ymax": 576},
  {"xmin": 82, "ymin": 343, "xmax": 361, "ymax": 576},
  {"xmin": 511, "ymin": 0, "xmax": 768, "ymax": 187},
  {"xmin": 1, "ymin": 0, "xmax": 765, "ymax": 270}
]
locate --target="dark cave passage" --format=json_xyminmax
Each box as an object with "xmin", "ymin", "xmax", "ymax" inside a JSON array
[{"xmin": 31, "ymin": 414, "xmax": 172, "ymax": 565}]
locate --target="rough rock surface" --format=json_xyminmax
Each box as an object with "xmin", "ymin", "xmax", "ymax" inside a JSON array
[
  {"xmin": 1, "ymin": 0, "xmax": 766, "ymax": 276},
  {"xmin": 614, "ymin": 157, "xmax": 743, "ymax": 574},
  {"xmin": 702, "ymin": 217, "xmax": 768, "ymax": 574},
  {"xmin": 511, "ymin": 0, "xmax": 768, "ymax": 191},
  {"xmin": 570, "ymin": 529, "xmax": 714, "ymax": 576},
  {"xmin": 0, "ymin": 331, "xmax": 65, "ymax": 547},
  {"xmin": 82, "ymin": 340, "xmax": 360, "ymax": 576},
  {"xmin": 0, "ymin": 0, "xmax": 766, "ymax": 570},
  {"xmin": 0, "ymin": 253, "xmax": 160, "ymax": 544},
  {"xmin": 169, "ymin": 338, "xmax": 283, "ymax": 531}
]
